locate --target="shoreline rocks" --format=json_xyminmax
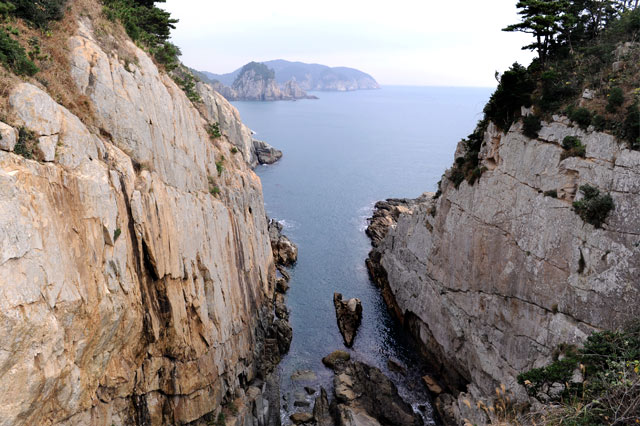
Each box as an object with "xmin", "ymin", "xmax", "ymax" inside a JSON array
[
  {"xmin": 333, "ymin": 293, "xmax": 363, "ymax": 348},
  {"xmin": 269, "ymin": 219, "xmax": 298, "ymax": 266}
]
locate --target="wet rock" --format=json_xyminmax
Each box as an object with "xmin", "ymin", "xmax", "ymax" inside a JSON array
[
  {"xmin": 277, "ymin": 265, "xmax": 291, "ymax": 281},
  {"xmin": 276, "ymin": 277, "xmax": 289, "ymax": 293},
  {"xmin": 387, "ymin": 357, "xmax": 406, "ymax": 375},
  {"xmin": 253, "ymin": 139, "xmax": 283, "ymax": 165},
  {"xmin": 295, "ymin": 400, "xmax": 311, "ymax": 408},
  {"xmin": 290, "ymin": 412, "xmax": 314, "ymax": 424},
  {"xmin": 312, "ymin": 388, "xmax": 334, "ymax": 426},
  {"xmin": 304, "ymin": 386, "xmax": 316, "ymax": 395},
  {"xmin": 332, "ymin": 361, "xmax": 422, "ymax": 426},
  {"xmin": 291, "ymin": 370, "xmax": 317, "ymax": 382},
  {"xmin": 322, "ymin": 350, "xmax": 351, "ymax": 369},
  {"xmin": 422, "ymin": 375, "xmax": 443, "ymax": 395},
  {"xmin": 275, "ymin": 293, "xmax": 289, "ymax": 320},
  {"xmin": 274, "ymin": 318, "xmax": 292, "ymax": 355},
  {"xmin": 333, "ymin": 293, "xmax": 362, "ymax": 348},
  {"xmin": 269, "ymin": 219, "xmax": 298, "ymax": 266}
]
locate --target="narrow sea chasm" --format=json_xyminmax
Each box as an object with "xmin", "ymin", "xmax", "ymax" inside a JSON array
[{"xmin": 233, "ymin": 86, "xmax": 492, "ymax": 424}]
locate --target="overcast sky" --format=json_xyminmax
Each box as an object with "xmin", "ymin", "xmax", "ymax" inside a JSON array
[{"xmin": 162, "ymin": 0, "xmax": 535, "ymax": 87}]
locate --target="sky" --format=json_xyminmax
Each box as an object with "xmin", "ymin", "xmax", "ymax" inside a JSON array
[{"xmin": 162, "ymin": 0, "xmax": 536, "ymax": 87}]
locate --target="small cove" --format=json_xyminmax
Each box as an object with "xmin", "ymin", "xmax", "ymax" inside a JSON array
[{"xmin": 233, "ymin": 86, "xmax": 493, "ymax": 424}]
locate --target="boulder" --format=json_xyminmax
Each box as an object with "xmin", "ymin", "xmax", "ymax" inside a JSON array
[
  {"xmin": 268, "ymin": 219, "xmax": 298, "ymax": 266},
  {"xmin": 333, "ymin": 293, "xmax": 362, "ymax": 348},
  {"xmin": 322, "ymin": 350, "xmax": 351, "ymax": 370},
  {"xmin": 276, "ymin": 277, "xmax": 289, "ymax": 293},
  {"xmin": 290, "ymin": 412, "xmax": 314, "ymax": 424},
  {"xmin": 422, "ymin": 375, "xmax": 443, "ymax": 395},
  {"xmin": 37, "ymin": 135, "xmax": 58, "ymax": 162},
  {"xmin": 0, "ymin": 122, "xmax": 17, "ymax": 152},
  {"xmin": 387, "ymin": 357, "xmax": 407, "ymax": 375},
  {"xmin": 275, "ymin": 293, "xmax": 289, "ymax": 320},
  {"xmin": 253, "ymin": 139, "xmax": 283, "ymax": 165}
]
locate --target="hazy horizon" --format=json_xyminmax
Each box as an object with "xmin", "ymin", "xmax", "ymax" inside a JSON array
[{"xmin": 162, "ymin": 0, "xmax": 536, "ymax": 87}]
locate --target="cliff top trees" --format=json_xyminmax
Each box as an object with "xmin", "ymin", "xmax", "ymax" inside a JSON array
[{"xmin": 504, "ymin": 0, "xmax": 639, "ymax": 65}]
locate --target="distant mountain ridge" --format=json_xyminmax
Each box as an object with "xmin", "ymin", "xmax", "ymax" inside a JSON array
[{"xmin": 200, "ymin": 59, "xmax": 380, "ymax": 92}]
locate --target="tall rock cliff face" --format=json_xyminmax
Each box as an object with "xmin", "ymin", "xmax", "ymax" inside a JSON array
[
  {"xmin": 0, "ymin": 17, "xmax": 283, "ymax": 426},
  {"xmin": 367, "ymin": 116, "xmax": 640, "ymax": 422}
]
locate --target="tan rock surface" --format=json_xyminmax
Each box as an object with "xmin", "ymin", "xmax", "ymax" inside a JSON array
[{"xmin": 0, "ymin": 17, "xmax": 277, "ymax": 426}]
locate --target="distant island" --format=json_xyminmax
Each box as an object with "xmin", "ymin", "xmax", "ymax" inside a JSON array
[{"xmin": 194, "ymin": 59, "xmax": 380, "ymax": 101}]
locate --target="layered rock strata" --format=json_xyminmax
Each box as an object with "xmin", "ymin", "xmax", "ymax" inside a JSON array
[
  {"xmin": 367, "ymin": 118, "xmax": 640, "ymax": 422},
  {"xmin": 0, "ymin": 17, "xmax": 285, "ymax": 426}
]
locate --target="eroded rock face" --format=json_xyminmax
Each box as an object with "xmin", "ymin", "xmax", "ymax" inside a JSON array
[
  {"xmin": 333, "ymin": 293, "xmax": 363, "ymax": 348},
  {"xmin": 367, "ymin": 118, "xmax": 640, "ymax": 422},
  {"xmin": 0, "ymin": 18, "xmax": 279, "ymax": 426}
]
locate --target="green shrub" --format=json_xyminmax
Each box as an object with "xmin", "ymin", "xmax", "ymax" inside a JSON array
[
  {"xmin": 537, "ymin": 70, "xmax": 578, "ymax": 113},
  {"xmin": 207, "ymin": 122, "xmax": 221, "ymax": 139},
  {"xmin": 606, "ymin": 87, "xmax": 624, "ymax": 112},
  {"xmin": 448, "ymin": 120, "xmax": 489, "ymax": 189},
  {"xmin": 8, "ymin": 0, "xmax": 67, "ymax": 28},
  {"xmin": 14, "ymin": 127, "xmax": 37, "ymax": 158},
  {"xmin": 215, "ymin": 157, "xmax": 224, "ymax": 176},
  {"xmin": 483, "ymin": 63, "xmax": 535, "ymax": 131},
  {"xmin": 572, "ymin": 184, "xmax": 614, "ymax": 228},
  {"xmin": 0, "ymin": 29, "xmax": 38, "ymax": 76},
  {"xmin": 522, "ymin": 115, "xmax": 542, "ymax": 139},
  {"xmin": 102, "ymin": 0, "xmax": 180, "ymax": 70},
  {"xmin": 568, "ymin": 107, "xmax": 592, "ymax": 129},
  {"xmin": 560, "ymin": 135, "xmax": 586, "ymax": 160},
  {"xmin": 207, "ymin": 175, "xmax": 220, "ymax": 196},
  {"xmin": 592, "ymin": 114, "xmax": 607, "ymax": 131},
  {"xmin": 113, "ymin": 228, "xmax": 121, "ymax": 242},
  {"xmin": 519, "ymin": 321, "xmax": 640, "ymax": 425},
  {"xmin": 622, "ymin": 102, "xmax": 640, "ymax": 150},
  {"xmin": 174, "ymin": 73, "xmax": 200, "ymax": 102},
  {"xmin": 230, "ymin": 146, "xmax": 238, "ymax": 154},
  {"xmin": 544, "ymin": 189, "xmax": 558, "ymax": 198}
]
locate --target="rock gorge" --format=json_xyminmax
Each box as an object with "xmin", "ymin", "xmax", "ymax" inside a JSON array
[
  {"xmin": 0, "ymin": 6, "xmax": 291, "ymax": 425},
  {"xmin": 367, "ymin": 114, "xmax": 640, "ymax": 423}
]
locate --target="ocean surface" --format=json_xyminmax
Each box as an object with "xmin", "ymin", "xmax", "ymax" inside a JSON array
[{"xmin": 232, "ymin": 85, "xmax": 493, "ymax": 424}]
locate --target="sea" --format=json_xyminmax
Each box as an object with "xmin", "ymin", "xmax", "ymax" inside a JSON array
[{"xmin": 232, "ymin": 85, "xmax": 493, "ymax": 424}]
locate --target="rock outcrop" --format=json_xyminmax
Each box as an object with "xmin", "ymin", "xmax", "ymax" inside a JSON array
[
  {"xmin": 367, "ymin": 117, "xmax": 640, "ymax": 422},
  {"xmin": 330, "ymin": 361, "xmax": 423, "ymax": 426},
  {"xmin": 0, "ymin": 15, "xmax": 285, "ymax": 426},
  {"xmin": 253, "ymin": 139, "xmax": 283, "ymax": 165},
  {"xmin": 268, "ymin": 219, "xmax": 298, "ymax": 266},
  {"xmin": 333, "ymin": 293, "xmax": 363, "ymax": 348}
]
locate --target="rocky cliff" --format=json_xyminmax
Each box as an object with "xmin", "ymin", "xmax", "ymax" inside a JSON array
[
  {"xmin": 0, "ymin": 10, "xmax": 286, "ymax": 426},
  {"xmin": 367, "ymin": 115, "xmax": 640, "ymax": 423}
]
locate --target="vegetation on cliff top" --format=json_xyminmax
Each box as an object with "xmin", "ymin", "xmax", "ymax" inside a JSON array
[
  {"xmin": 233, "ymin": 61, "xmax": 276, "ymax": 87},
  {"xmin": 447, "ymin": 1, "xmax": 640, "ymax": 191},
  {"xmin": 102, "ymin": 0, "xmax": 180, "ymax": 70}
]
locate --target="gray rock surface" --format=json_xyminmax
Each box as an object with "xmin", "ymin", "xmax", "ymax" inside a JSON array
[
  {"xmin": 254, "ymin": 139, "xmax": 283, "ymax": 165},
  {"xmin": 333, "ymin": 293, "xmax": 363, "ymax": 348},
  {"xmin": 367, "ymin": 117, "xmax": 640, "ymax": 422},
  {"xmin": 269, "ymin": 219, "xmax": 298, "ymax": 266},
  {"xmin": 0, "ymin": 122, "xmax": 17, "ymax": 151}
]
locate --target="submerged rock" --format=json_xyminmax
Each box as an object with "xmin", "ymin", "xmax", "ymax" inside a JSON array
[
  {"xmin": 333, "ymin": 293, "xmax": 363, "ymax": 348},
  {"xmin": 290, "ymin": 412, "xmax": 314, "ymax": 424}
]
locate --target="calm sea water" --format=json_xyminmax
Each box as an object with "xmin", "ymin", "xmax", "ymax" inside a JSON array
[{"xmin": 232, "ymin": 86, "xmax": 492, "ymax": 424}]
